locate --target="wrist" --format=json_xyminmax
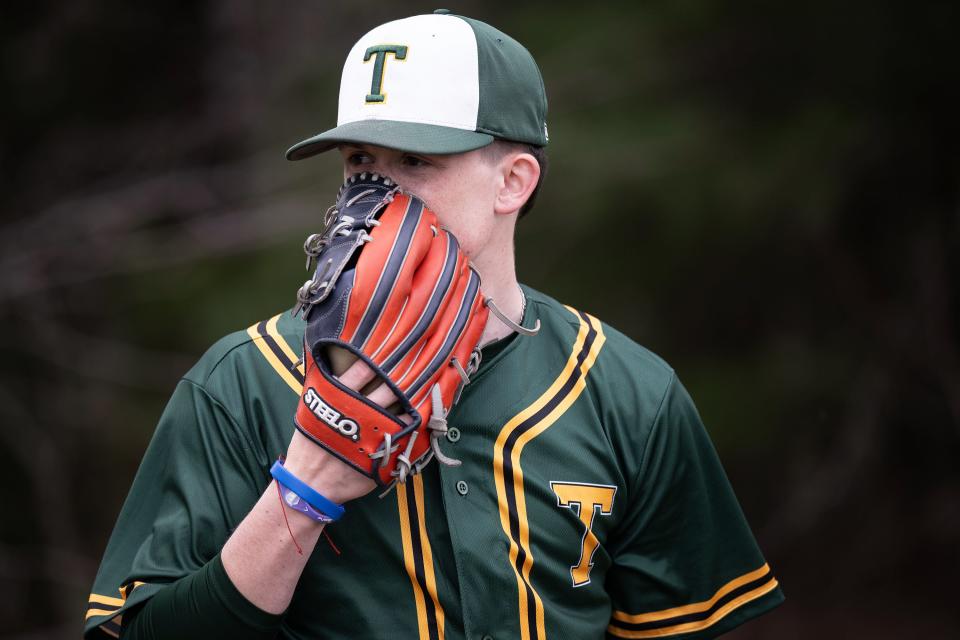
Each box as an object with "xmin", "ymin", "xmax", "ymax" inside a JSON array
[
  {"xmin": 284, "ymin": 429, "xmax": 376, "ymax": 504},
  {"xmin": 271, "ymin": 459, "xmax": 344, "ymax": 522}
]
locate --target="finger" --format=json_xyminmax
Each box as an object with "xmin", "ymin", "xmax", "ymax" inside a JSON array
[
  {"xmin": 337, "ymin": 356, "xmax": 377, "ymax": 390},
  {"xmin": 366, "ymin": 382, "xmax": 399, "ymax": 408}
]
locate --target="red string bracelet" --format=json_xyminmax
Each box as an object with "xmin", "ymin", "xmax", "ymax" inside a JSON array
[{"xmin": 275, "ymin": 481, "xmax": 304, "ymax": 555}]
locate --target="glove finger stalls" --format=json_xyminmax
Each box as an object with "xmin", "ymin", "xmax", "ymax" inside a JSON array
[
  {"xmin": 385, "ymin": 252, "xmax": 466, "ymax": 389},
  {"xmin": 398, "ymin": 265, "xmax": 484, "ymax": 404},
  {"xmin": 411, "ymin": 280, "xmax": 487, "ymax": 410},
  {"xmin": 342, "ymin": 194, "xmax": 436, "ymax": 349},
  {"xmin": 373, "ymin": 230, "xmax": 463, "ymax": 371},
  {"xmin": 426, "ymin": 293, "xmax": 488, "ymax": 411}
]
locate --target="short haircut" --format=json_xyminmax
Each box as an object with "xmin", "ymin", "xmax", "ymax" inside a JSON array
[{"xmin": 480, "ymin": 140, "xmax": 548, "ymax": 218}]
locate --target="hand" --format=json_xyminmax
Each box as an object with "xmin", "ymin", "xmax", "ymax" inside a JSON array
[{"xmin": 282, "ymin": 353, "xmax": 403, "ymax": 504}]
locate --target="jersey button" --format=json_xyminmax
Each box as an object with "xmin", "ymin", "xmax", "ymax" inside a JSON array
[
  {"xmin": 446, "ymin": 427, "xmax": 461, "ymax": 443},
  {"xmin": 482, "ymin": 636, "xmax": 494, "ymax": 640},
  {"xmin": 455, "ymin": 480, "xmax": 469, "ymax": 496}
]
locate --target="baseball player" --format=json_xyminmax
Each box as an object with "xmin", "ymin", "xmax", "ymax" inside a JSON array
[{"xmin": 86, "ymin": 11, "xmax": 783, "ymax": 639}]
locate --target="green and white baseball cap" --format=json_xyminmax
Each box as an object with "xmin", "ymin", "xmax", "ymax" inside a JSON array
[{"xmin": 286, "ymin": 9, "xmax": 548, "ymax": 160}]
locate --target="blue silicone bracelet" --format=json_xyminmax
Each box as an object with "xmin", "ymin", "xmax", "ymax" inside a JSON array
[{"xmin": 270, "ymin": 459, "xmax": 345, "ymax": 522}]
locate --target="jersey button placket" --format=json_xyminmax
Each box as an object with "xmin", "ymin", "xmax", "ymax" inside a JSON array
[{"xmin": 448, "ymin": 428, "xmax": 466, "ymax": 494}]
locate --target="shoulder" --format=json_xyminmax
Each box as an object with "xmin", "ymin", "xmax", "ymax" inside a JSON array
[
  {"xmin": 523, "ymin": 285, "xmax": 675, "ymax": 400},
  {"xmin": 522, "ymin": 286, "xmax": 682, "ymax": 469},
  {"xmin": 181, "ymin": 310, "xmax": 306, "ymax": 412}
]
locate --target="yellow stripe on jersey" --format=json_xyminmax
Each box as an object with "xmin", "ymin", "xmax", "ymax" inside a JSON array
[
  {"xmin": 85, "ymin": 608, "xmax": 119, "ymax": 619},
  {"xmin": 86, "ymin": 580, "xmax": 142, "ymax": 638},
  {"xmin": 414, "ymin": 475, "xmax": 446, "ymax": 640},
  {"xmin": 247, "ymin": 315, "xmax": 303, "ymax": 393},
  {"xmin": 493, "ymin": 308, "xmax": 605, "ymax": 640},
  {"xmin": 607, "ymin": 564, "xmax": 779, "ymax": 638},
  {"xmin": 121, "ymin": 580, "xmax": 146, "ymax": 599},
  {"xmin": 397, "ymin": 482, "xmax": 431, "ymax": 638},
  {"xmin": 87, "ymin": 579, "xmax": 145, "ymax": 618},
  {"xmin": 87, "ymin": 593, "xmax": 124, "ymax": 608},
  {"xmin": 397, "ymin": 477, "xmax": 445, "ymax": 640},
  {"xmin": 266, "ymin": 314, "xmax": 305, "ymax": 377}
]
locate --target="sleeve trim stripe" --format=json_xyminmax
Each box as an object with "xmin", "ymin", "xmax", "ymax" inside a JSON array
[
  {"xmin": 87, "ymin": 579, "xmax": 146, "ymax": 633},
  {"xmin": 87, "ymin": 580, "xmax": 146, "ymax": 613},
  {"xmin": 607, "ymin": 578, "xmax": 778, "ymax": 638},
  {"xmin": 607, "ymin": 568, "xmax": 778, "ymax": 638},
  {"xmin": 611, "ymin": 563, "xmax": 771, "ymax": 623},
  {"xmin": 88, "ymin": 593, "xmax": 124, "ymax": 607}
]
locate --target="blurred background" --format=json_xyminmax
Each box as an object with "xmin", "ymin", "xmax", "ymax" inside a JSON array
[{"xmin": 1, "ymin": 1, "xmax": 958, "ymax": 637}]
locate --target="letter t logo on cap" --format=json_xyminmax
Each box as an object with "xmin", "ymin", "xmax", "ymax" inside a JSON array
[{"xmin": 363, "ymin": 44, "xmax": 408, "ymax": 103}]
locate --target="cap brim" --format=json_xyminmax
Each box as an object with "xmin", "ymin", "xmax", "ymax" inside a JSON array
[{"xmin": 285, "ymin": 120, "xmax": 495, "ymax": 160}]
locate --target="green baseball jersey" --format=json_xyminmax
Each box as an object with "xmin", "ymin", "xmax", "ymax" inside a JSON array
[{"xmin": 86, "ymin": 286, "xmax": 783, "ymax": 639}]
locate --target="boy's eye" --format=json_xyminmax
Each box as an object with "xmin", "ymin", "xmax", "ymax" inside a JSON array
[
  {"xmin": 348, "ymin": 152, "xmax": 373, "ymax": 164},
  {"xmin": 402, "ymin": 155, "xmax": 429, "ymax": 167}
]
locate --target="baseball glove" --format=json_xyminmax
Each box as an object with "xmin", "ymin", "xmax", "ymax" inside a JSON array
[{"xmin": 292, "ymin": 173, "xmax": 488, "ymax": 488}]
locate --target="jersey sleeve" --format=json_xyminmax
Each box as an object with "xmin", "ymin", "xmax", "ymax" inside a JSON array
[
  {"xmin": 84, "ymin": 376, "xmax": 268, "ymax": 639},
  {"xmin": 604, "ymin": 374, "xmax": 783, "ymax": 639}
]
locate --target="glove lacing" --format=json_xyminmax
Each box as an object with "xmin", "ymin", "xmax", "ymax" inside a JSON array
[
  {"xmin": 295, "ymin": 173, "xmax": 399, "ymax": 316},
  {"xmin": 370, "ymin": 347, "xmax": 482, "ymax": 496},
  {"xmin": 484, "ymin": 291, "xmax": 541, "ymax": 337}
]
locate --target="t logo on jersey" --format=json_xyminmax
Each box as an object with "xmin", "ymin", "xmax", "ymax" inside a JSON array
[
  {"xmin": 550, "ymin": 481, "xmax": 617, "ymax": 587},
  {"xmin": 363, "ymin": 44, "xmax": 408, "ymax": 103}
]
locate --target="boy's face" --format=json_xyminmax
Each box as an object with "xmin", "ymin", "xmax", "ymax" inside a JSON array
[{"xmin": 339, "ymin": 144, "xmax": 501, "ymax": 260}]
